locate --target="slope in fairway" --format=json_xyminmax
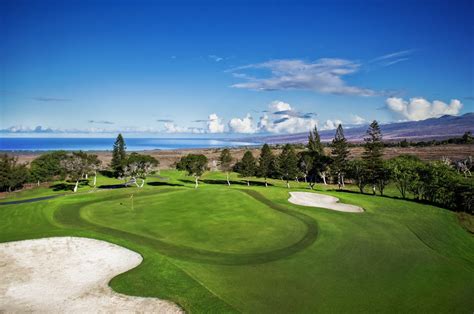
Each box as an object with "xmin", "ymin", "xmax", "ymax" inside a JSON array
[{"xmin": 80, "ymin": 188, "xmax": 307, "ymax": 254}]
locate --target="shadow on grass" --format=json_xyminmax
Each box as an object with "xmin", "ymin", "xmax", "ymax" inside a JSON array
[
  {"xmin": 328, "ymin": 188, "xmax": 451, "ymax": 209},
  {"xmin": 98, "ymin": 184, "xmax": 128, "ymax": 189},
  {"xmin": 147, "ymin": 181, "xmax": 184, "ymax": 187},
  {"xmin": 50, "ymin": 180, "xmax": 89, "ymax": 191},
  {"xmin": 201, "ymin": 179, "xmax": 274, "ymax": 187}
]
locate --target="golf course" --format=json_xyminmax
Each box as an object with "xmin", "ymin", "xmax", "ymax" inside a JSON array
[{"xmin": 1, "ymin": 170, "xmax": 473, "ymax": 313}]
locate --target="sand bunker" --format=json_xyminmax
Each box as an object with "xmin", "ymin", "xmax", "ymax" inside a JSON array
[
  {"xmin": 0, "ymin": 237, "xmax": 182, "ymax": 313},
  {"xmin": 289, "ymin": 192, "xmax": 363, "ymax": 213}
]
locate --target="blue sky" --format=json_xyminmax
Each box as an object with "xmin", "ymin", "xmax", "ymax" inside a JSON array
[{"xmin": 1, "ymin": 0, "xmax": 472, "ymax": 137}]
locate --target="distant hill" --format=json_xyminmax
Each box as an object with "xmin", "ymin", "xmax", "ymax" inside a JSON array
[{"xmin": 248, "ymin": 113, "xmax": 474, "ymax": 144}]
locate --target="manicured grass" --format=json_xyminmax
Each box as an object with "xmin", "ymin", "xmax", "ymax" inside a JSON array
[{"xmin": 0, "ymin": 170, "xmax": 473, "ymax": 313}]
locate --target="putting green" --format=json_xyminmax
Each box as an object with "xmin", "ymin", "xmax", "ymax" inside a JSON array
[{"xmin": 81, "ymin": 189, "xmax": 308, "ymax": 254}]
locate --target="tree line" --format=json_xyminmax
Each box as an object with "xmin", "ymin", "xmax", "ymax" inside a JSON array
[
  {"xmin": 0, "ymin": 133, "xmax": 159, "ymax": 193},
  {"xmin": 175, "ymin": 121, "xmax": 472, "ymax": 213}
]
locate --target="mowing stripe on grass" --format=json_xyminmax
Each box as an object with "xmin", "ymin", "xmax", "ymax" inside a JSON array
[{"xmin": 53, "ymin": 189, "xmax": 319, "ymax": 265}]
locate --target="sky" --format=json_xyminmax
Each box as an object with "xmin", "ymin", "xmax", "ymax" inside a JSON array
[{"xmin": 1, "ymin": 0, "xmax": 473, "ymax": 137}]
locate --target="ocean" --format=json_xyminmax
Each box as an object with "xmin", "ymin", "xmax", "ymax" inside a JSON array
[{"xmin": 0, "ymin": 137, "xmax": 259, "ymax": 152}]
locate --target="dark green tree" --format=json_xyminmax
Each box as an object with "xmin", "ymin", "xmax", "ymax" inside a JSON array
[
  {"xmin": 218, "ymin": 148, "xmax": 233, "ymax": 186},
  {"xmin": 0, "ymin": 154, "xmax": 29, "ymax": 192},
  {"xmin": 258, "ymin": 144, "xmax": 274, "ymax": 187},
  {"xmin": 306, "ymin": 127, "xmax": 331, "ymax": 188},
  {"xmin": 331, "ymin": 124, "xmax": 350, "ymax": 189},
  {"xmin": 176, "ymin": 154, "xmax": 208, "ymax": 188},
  {"xmin": 387, "ymin": 155, "xmax": 423, "ymax": 198},
  {"xmin": 362, "ymin": 120, "xmax": 384, "ymax": 195},
  {"xmin": 277, "ymin": 144, "xmax": 298, "ymax": 188},
  {"xmin": 30, "ymin": 151, "xmax": 68, "ymax": 184},
  {"xmin": 307, "ymin": 126, "xmax": 324, "ymax": 155},
  {"xmin": 347, "ymin": 159, "xmax": 369, "ymax": 193},
  {"xmin": 111, "ymin": 133, "xmax": 127, "ymax": 177},
  {"xmin": 236, "ymin": 150, "xmax": 257, "ymax": 186}
]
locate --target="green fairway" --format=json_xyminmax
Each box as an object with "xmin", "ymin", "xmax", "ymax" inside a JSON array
[{"xmin": 1, "ymin": 170, "xmax": 473, "ymax": 313}]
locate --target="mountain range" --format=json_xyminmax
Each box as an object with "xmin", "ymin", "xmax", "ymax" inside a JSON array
[{"xmin": 246, "ymin": 113, "xmax": 474, "ymax": 144}]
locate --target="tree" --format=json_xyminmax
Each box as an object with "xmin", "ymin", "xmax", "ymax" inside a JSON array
[
  {"xmin": 218, "ymin": 148, "xmax": 233, "ymax": 186},
  {"xmin": 111, "ymin": 133, "xmax": 127, "ymax": 177},
  {"xmin": 376, "ymin": 161, "xmax": 391, "ymax": 196},
  {"xmin": 307, "ymin": 126, "xmax": 324, "ymax": 155},
  {"xmin": 305, "ymin": 127, "xmax": 331, "ymax": 188},
  {"xmin": 30, "ymin": 151, "xmax": 68, "ymax": 184},
  {"xmin": 60, "ymin": 151, "xmax": 90, "ymax": 192},
  {"xmin": 258, "ymin": 144, "xmax": 274, "ymax": 187},
  {"xmin": 176, "ymin": 154, "xmax": 208, "ymax": 188},
  {"xmin": 331, "ymin": 124, "xmax": 349, "ymax": 189},
  {"xmin": 388, "ymin": 155, "xmax": 423, "ymax": 198},
  {"xmin": 362, "ymin": 120, "xmax": 384, "ymax": 194},
  {"xmin": 347, "ymin": 159, "xmax": 368, "ymax": 193},
  {"xmin": 237, "ymin": 150, "xmax": 257, "ymax": 186},
  {"xmin": 298, "ymin": 151, "xmax": 312, "ymax": 184},
  {"xmin": 277, "ymin": 144, "xmax": 298, "ymax": 188},
  {"xmin": 86, "ymin": 154, "xmax": 102, "ymax": 187},
  {"xmin": 123, "ymin": 153, "xmax": 159, "ymax": 187},
  {"xmin": 0, "ymin": 154, "xmax": 29, "ymax": 192}
]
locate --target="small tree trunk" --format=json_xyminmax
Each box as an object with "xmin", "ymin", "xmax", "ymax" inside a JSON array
[
  {"xmin": 140, "ymin": 178, "xmax": 145, "ymax": 188},
  {"xmin": 304, "ymin": 175, "xmax": 307, "ymax": 183},
  {"xmin": 195, "ymin": 176, "xmax": 199, "ymax": 189},
  {"xmin": 226, "ymin": 172, "xmax": 230, "ymax": 186},
  {"xmin": 247, "ymin": 179, "xmax": 250, "ymax": 186},
  {"xmin": 322, "ymin": 173, "xmax": 327, "ymax": 185},
  {"xmin": 286, "ymin": 180, "xmax": 290, "ymax": 189},
  {"xmin": 73, "ymin": 180, "xmax": 79, "ymax": 193},
  {"xmin": 295, "ymin": 177, "xmax": 299, "ymax": 183},
  {"xmin": 265, "ymin": 178, "xmax": 268, "ymax": 187},
  {"xmin": 85, "ymin": 173, "xmax": 88, "ymax": 179},
  {"xmin": 37, "ymin": 180, "xmax": 40, "ymax": 186},
  {"xmin": 372, "ymin": 185, "xmax": 376, "ymax": 195},
  {"xmin": 341, "ymin": 174, "xmax": 345, "ymax": 187},
  {"xmin": 93, "ymin": 171, "xmax": 97, "ymax": 186}
]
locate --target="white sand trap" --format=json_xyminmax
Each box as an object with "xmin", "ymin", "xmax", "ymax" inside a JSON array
[
  {"xmin": 0, "ymin": 237, "xmax": 182, "ymax": 313},
  {"xmin": 289, "ymin": 192, "xmax": 364, "ymax": 213}
]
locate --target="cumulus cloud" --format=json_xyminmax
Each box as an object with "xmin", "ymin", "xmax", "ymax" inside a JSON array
[
  {"xmin": 351, "ymin": 114, "xmax": 366, "ymax": 125},
  {"xmin": 230, "ymin": 100, "xmax": 318, "ymax": 134},
  {"xmin": 228, "ymin": 114, "xmax": 257, "ymax": 133},
  {"xmin": 0, "ymin": 125, "xmax": 56, "ymax": 133},
  {"xmin": 229, "ymin": 58, "xmax": 376, "ymax": 96},
  {"xmin": 386, "ymin": 97, "xmax": 463, "ymax": 121},
  {"xmin": 321, "ymin": 119, "xmax": 343, "ymax": 130},
  {"xmin": 163, "ymin": 114, "xmax": 224, "ymax": 134},
  {"xmin": 207, "ymin": 113, "xmax": 225, "ymax": 133}
]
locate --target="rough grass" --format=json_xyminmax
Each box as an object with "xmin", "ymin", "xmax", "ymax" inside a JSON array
[{"xmin": 0, "ymin": 170, "xmax": 473, "ymax": 313}]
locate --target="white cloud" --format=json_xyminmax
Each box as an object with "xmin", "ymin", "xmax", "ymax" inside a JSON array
[
  {"xmin": 253, "ymin": 101, "xmax": 318, "ymax": 134},
  {"xmin": 270, "ymin": 100, "xmax": 292, "ymax": 112},
  {"xmin": 228, "ymin": 114, "xmax": 257, "ymax": 133},
  {"xmin": 207, "ymin": 113, "xmax": 225, "ymax": 133},
  {"xmin": 351, "ymin": 114, "xmax": 366, "ymax": 125},
  {"xmin": 163, "ymin": 123, "xmax": 188, "ymax": 133},
  {"xmin": 321, "ymin": 119, "xmax": 343, "ymax": 131},
  {"xmin": 230, "ymin": 58, "xmax": 376, "ymax": 96},
  {"xmin": 208, "ymin": 55, "xmax": 224, "ymax": 62},
  {"xmin": 386, "ymin": 97, "xmax": 463, "ymax": 121}
]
